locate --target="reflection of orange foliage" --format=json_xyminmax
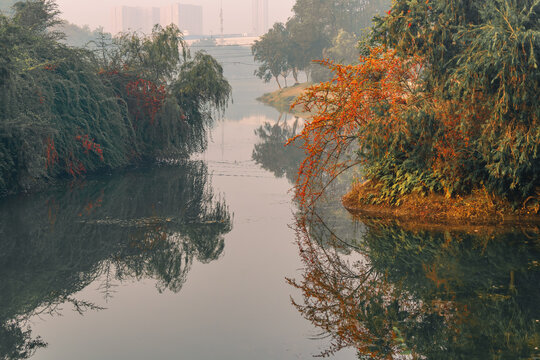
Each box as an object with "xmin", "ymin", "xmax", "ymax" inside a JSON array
[
  {"xmin": 423, "ymin": 263, "xmax": 449, "ymax": 290},
  {"xmin": 289, "ymin": 47, "xmax": 423, "ymax": 206},
  {"xmin": 47, "ymin": 198, "xmax": 59, "ymax": 226},
  {"xmin": 288, "ymin": 215, "xmax": 399, "ymax": 358},
  {"xmin": 77, "ymin": 191, "xmax": 104, "ymax": 217},
  {"xmin": 289, "ymin": 215, "xmax": 477, "ymax": 357},
  {"xmin": 45, "ymin": 137, "xmax": 58, "ymax": 170}
]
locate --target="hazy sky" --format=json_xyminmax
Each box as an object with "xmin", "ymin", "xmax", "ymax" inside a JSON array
[{"xmin": 55, "ymin": 0, "xmax": 296, "ymax": 35}]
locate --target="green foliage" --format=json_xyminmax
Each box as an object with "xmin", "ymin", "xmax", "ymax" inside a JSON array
[
  {"xmin": 324, "ymin": 29, "xmax": 360, "ymax": 64},
  {"xmin": 167, "ymin": 50, "xmax": 232, "ymax": 154},
  {"xmin": 11, "ymin": 0, "xmax": 61, "ymax": 39},
  {"xmin": 102, "ymin": 25, "xmax": 231, "ymax": 157},
  {"xmin": 110, "ymin": 24, "xmax": 188, "ymax": 83},
  {"xmin": 252, "ymin": 23, "xmax": 290, "ymax": 88},
  {"xmin": 252, "ymin": 0, "xmax": 391, "ymax": 86},
  {"xmin": 291, "ymin": 0, "xmax": 390, "ymax": 43},
  {"xmin": 362, "ymin": 0, "xmax": 540, "ymax": 203},
  {"xmin": 0, "ymin": 1, "xmax": 231, "ymax": 196},
  {"xmin": 0, "ymin": 4, "xmax": 130, "ymax": 193}
]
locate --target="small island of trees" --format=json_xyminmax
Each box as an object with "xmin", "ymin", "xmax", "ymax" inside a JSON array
[{"xmin": 255, "ymin": 0, "xmax": 539, "ymax": 223}]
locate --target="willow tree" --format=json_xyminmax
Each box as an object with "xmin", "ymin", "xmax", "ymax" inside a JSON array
[
  {"xmin": 0, "ymin": 1, "xmax": 231, "ymax": 196},
  {"xmin": 103, "ymin": 24, "xmax": 231, "ymax": 157},
  {"xmin": 0, "ymin": 0, "xmax": 131, "ymax": 192}
]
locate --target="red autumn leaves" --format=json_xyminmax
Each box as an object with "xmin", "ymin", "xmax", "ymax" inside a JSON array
[
  {"xmin": 126, "ymin": 78, "xmax": 166, "ymax": 125},
  {"xmin": 290, "ymin": 47, "xmax": 423, "ymax": 206}
]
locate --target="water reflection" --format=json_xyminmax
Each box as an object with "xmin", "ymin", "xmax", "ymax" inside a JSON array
[
  {"xmin": 252, "ymin": 114, "xmax": 305, "ymax": 184},
  {"xmin": 0, "ymin": 161, "xmax": 232, "ymax": 359},
  {"xmin": 292, "ymin": 210, "xmax": 540, "ymax": 359}
]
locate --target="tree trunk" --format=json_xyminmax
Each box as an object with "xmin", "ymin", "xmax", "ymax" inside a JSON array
[
  {"xmin": 275, "ymin": 76, "xmax": 282, "ymax": 89},
  {"xmin": 292, "ymin": 68, "xmax": 299, "ymax": 84}
]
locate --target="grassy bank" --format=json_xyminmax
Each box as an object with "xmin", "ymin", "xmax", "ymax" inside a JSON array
[
  {"xmin": 257, "ymin": 83, "xmax": 311, "ymax": 114},
  {"xmin": 343, "ymin": 180, "xmax": 540, "ymax": 227}
]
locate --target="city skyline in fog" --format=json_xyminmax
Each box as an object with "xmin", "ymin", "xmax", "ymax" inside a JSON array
[{"xmin": 54, "ymin": 0, "xmax": 295, "ymax": 35}]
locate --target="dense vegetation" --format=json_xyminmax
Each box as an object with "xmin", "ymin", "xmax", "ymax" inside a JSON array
[
  {"xmin": 0, "ymin": 0, "xmax": 231, "ymax": 196},
  {"xmin": 293, "ymin": 0, "xmax": 539, "ymax": 210},
  {"xmin": 251, "ymin": 0, "xmax": 390, "ymax": 87}
]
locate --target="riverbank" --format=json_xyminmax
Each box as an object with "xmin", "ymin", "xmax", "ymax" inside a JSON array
[
  {"xmin": 343, "ymin": 180, "xmax": 540, "ymax": 228},
  {"xmin": 256, "ymin": 83, "xmax": 311, "ymax": 114}
]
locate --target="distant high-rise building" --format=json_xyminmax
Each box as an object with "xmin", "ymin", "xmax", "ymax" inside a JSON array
[
  {"xmin": 252, "ymin": 0, "xmax": 268, "ymax": 36},
  {"xmin": 110, "ymin": 6, "xmax": 160, "ymax": 34},
  {"xmin": 160, "ymin": 4, "xmax": 203, "ymax": 36},
  {"xmin": 110, "ymin": 3, "xmax": 203, "ymax": 36}
]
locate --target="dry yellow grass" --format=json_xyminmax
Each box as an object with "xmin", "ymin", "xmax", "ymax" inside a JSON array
[
  {"xmin": 257, "ymin": 83, "xmax": 311, "ymax": 114},
  {"xmin": 343, "ymin": 180, "xmax": 540, "ymax": 228}
]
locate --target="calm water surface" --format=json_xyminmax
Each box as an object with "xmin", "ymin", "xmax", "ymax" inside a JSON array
[
  {"xmin": 0, "ymin": 46, "xmax": 356, "ymax": 360},
  {"xmin": 1, "ymin": 46, "xmax": 538, "ymax": 360}
]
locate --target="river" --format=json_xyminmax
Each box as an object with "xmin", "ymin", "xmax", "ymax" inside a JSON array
[
  {"xmin": 0, "ymin": 45, "xmax": 355, "ymax": 360},
  {"xmin": 0, "ymin": 45, "xmax": 538, "ymax": 360}
]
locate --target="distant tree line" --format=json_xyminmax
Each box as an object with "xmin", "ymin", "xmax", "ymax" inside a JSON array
[
  {"xmin": 0, "ymin": 0, "xmax": 231, "ymax": 196},
  {"xmin": 251, "ymin": 0, "xmax": 390, "ymax": 88},
  {"xmin": 2, "ymin": 0, "xmax": 107, "ymax": 47}
]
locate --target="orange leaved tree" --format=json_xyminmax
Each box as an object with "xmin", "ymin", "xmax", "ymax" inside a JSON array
[{"xmin": 290, "ymin": 47, "xmax": 424, "ymax": 207}]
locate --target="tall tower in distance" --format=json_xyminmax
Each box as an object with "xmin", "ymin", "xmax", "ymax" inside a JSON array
[
  {"xmin": 251, "ymin": 0, "xmax": 268, "ymax": 36},
  {"xmin": 220, "ymin": 1, "xmax": 224, "ymax": 38}
]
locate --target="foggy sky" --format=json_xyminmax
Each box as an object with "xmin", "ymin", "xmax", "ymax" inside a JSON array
[{"xmin": 55, "ymin": 0, "xmax": 295, "ymax": 35}]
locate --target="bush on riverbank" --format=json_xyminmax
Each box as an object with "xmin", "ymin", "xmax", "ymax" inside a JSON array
[
  {"xmin": 256, "ymin": 83, "xmax": 310, "ymax": 114},
  {"xmin": 291, "ymin": 0, "xmax": 539, "ymax": 218},
  {"xmin": 0, "ymin": 0, "xmax": 231, "ymax": 196}
]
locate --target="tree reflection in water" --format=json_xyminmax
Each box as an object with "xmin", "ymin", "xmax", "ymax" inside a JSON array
[
  {"xmin": 290, "ymin": 209, "xmax": 540, "ymax": 359},
  {"xmin": 251, "ymin": 112, "xmax": 540, "ymax": 358},
  {"xmin": 0, "ymin": 160, "xmax": 232, "ymax": 359},
  {"xmin": 252, "ymin": 114, "xmax": 304, "ymax": 184}
]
